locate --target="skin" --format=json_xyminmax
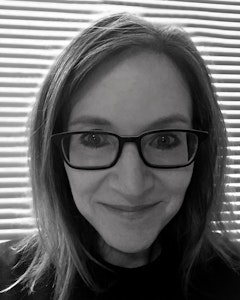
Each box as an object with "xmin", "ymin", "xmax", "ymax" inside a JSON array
[{"xmin": 65, "ymin": 50, "xmax": 193, "ymax": 268}]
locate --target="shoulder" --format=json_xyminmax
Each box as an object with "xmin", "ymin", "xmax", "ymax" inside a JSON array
[
  {"xmin": 0, "ymin": 239, "xmax": 35, "ymax": 299},
  {"xmin": 190, "ymin": 253, "xmax": 240, "ymax": 300},
  {"xmin": 0, "ymin": 239, "xmax": 53, "ymax": 300},
  {"xmin": 0, "ymin": 239, "xmax": 21, "ymax": 284}
]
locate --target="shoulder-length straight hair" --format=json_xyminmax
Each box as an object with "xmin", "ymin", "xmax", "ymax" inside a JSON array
[{"xmin": 7, "ymin": 12, "xmax": 239, "ymax": 300}]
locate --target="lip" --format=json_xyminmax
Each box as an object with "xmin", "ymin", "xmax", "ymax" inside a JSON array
[{"xmin": 100, "ymin": 202, "xmax": 160, "ymax": 213}]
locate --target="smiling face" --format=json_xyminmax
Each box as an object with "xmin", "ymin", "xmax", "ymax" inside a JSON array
[{"xmin": 64, "ymin": 50, "xmax": 193, "ymax": 267}]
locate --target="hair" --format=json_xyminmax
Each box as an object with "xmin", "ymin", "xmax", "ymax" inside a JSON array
[{"xmin": 4, "ymin": 12, "xmax": 240, "ymax": 300}]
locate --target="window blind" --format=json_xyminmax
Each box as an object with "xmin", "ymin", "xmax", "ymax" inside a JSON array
[{"xmin": 0, "ymin": 0, "xmax": 239, "ymax": 243}]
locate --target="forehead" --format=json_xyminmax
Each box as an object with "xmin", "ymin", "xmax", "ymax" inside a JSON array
[{"xmin": 68, "ymin": 51, "xmax": 192, "ymax": 134}]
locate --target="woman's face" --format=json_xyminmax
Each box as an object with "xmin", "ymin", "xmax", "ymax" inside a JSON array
[{"xmin": 65, "ymin": 51, "xmax": 193, "ymax": 266}]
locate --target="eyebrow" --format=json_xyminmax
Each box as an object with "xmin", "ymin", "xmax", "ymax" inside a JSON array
[
  {"xmin": 69, "ymin": 115, "xmax": 112, "ymax": 127},
  {"xmin": 69, "ymin": 114, "xmax": 191, "ymax": 131}
]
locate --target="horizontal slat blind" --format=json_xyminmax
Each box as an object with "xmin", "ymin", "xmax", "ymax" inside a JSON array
[{"xmin": 0, "ymin": 0, "xmax": 239, "ymax": 242}]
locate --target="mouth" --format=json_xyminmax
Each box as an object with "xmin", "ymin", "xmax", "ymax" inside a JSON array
[{"xmin": 100, "ymin": 202, "xmax": 160, "ymax": 214}]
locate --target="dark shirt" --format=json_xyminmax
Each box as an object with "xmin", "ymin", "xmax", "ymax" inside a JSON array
[{"xmin": 0, "ymin": 240, "xmax": 240, "ymax": 299}]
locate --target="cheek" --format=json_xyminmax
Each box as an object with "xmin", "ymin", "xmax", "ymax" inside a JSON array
[
  {"xmin": 159, "ymin": 164, "xmax": 193, "ymax": 194},
  {"xmin": 155, "ymin": 165, "xmax": 193, "ymax": 220},
  {"xmin": 64, "ymin": 165, "xmax": 106, "ymax": 216}
]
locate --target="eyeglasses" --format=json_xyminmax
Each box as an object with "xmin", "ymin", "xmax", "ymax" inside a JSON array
[{"xmin": 52, "ymin": 129, "xmax": 208, "ymax": 170}]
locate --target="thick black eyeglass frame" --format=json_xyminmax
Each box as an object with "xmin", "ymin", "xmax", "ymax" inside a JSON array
[{"xmin": 52, "ymin": 129, "xmax": 208, "ymax": 170}]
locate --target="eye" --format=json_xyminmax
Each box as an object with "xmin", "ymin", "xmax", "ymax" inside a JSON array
[
  {"xmin": 80, "ymin": 132, "xmax": 109, "ymax": 148},
  {"xmin": 149, "ymin": 133, "xmax": 180, "ymax": 150}
]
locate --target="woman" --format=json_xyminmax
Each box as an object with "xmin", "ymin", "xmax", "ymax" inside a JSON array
[{"xmin": 0, "ymin": 12, "xmax": 240, "ymax": 300}]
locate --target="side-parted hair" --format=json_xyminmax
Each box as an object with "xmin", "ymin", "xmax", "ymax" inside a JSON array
[{"xmin": 5, "ymin": 12, "xmax": 240, "ymax": 300}]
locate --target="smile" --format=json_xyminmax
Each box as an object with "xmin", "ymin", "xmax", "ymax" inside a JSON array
[{"xmin": 100, "ymin": 202, "xmax": 160, "ymax": 216}]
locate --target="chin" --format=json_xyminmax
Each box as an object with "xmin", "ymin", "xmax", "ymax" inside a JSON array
[{"xmin": 97, "ymin": 220, "xmax": 163, "ymax": 255}]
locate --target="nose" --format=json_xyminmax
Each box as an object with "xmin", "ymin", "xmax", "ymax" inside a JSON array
[{"xmin": 110, "ymin": 143, "xmax": 154, "ymax": 198}]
